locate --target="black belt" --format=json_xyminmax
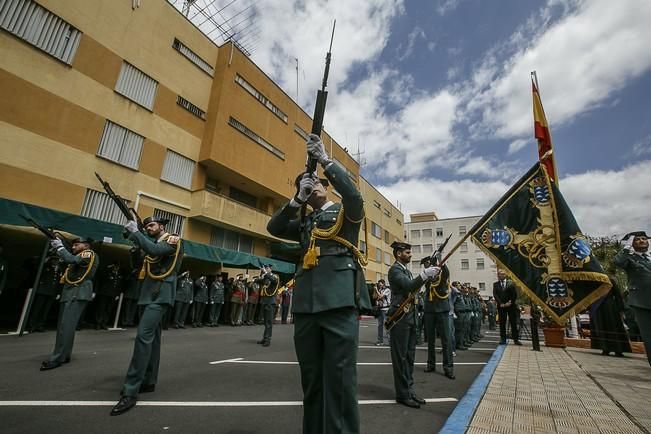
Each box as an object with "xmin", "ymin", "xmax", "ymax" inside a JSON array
[{"xmin": 308, "ymin": 246, "xmax": 352, "ymax": 257}]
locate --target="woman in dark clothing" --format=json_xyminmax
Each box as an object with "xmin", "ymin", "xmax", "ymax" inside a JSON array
[{"xmin": 590, "ymin": 276, "xmax": 632, "ymax": 356}]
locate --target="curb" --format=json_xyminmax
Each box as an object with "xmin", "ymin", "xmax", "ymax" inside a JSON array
[{"xmin": 439, "ymin": 344, "xmax": 506, "ymax": 434}]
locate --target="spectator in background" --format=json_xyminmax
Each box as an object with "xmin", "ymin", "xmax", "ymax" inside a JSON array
[
  {"xmin": 192, "ymin": 275, "xmax": 208, "ymax": 328},
  {"xmin": 280, "ymin": 281, "xmax": 293, "ymax": 324},
  {"xmin": 173, "ymin": 271, "xmax": 193, "ymax": 329},
  {"xmin": 230, "ymin": 275, "xmax": 245, "ymax": 326},
  {"xmin": 375, "ymin": 279, "xmax": 391, "ymax": 346},
  {"xmin": 208, "ymin": 274, "xmax": 225, "ymax": 327},
  {"xmin": 590, "ymin": 275, "xmax": 631, "ymax": 357}
]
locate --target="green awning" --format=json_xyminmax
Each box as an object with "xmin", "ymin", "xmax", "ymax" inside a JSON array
[{"xmin": 0, "ymin": 197, "xmax": 295, "ymax": 274}]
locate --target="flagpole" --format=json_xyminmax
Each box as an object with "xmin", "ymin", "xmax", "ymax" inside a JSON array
[{"xmin": 437, "ymin": 154, "xmax": 551, "ymax": 266}]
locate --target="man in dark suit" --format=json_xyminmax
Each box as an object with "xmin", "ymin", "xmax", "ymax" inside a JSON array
[
  {"xmin": 614, "ymin": 231, "xmax": 651, "ymax": 366},
  {"xmin": 267, "ymin": 134, "xmax": 371, "ymax": 433},
  {"xmin": 493, "ymin": 269, "xmax": 522, "ymax": 345},
  {"xmin": 387, "ymin": 241, "xmax": 440, "ymax": 408}
]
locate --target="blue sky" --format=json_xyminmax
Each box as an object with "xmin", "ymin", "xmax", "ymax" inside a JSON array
[{"xmin": 176, "ymin": 0, "xmax": 651, "ymax": 236}]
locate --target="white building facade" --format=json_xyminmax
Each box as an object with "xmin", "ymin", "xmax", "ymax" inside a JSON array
[{"xmin": 404, "ymin": 212, "xmax": 498, "ymax": 297}]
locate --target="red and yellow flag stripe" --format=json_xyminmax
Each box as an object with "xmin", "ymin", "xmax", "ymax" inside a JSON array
[{"xmin": 532, "ymin": 80, "xmax": 558, "ymax": 183}]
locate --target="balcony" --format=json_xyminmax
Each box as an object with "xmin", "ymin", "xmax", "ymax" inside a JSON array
[{"xmin": 189, "ymin": 189, "xmax": 276, "ymax": 239}]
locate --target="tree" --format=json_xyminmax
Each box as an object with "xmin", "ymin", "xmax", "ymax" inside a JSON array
[{"xmin": 589, "ymin": 235, "xmax": 628, "ymax": 290}]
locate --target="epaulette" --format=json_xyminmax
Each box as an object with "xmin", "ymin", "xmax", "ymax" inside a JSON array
[
  {"xmin": 80, "ymin": 250, "xmax": 93, "ymax": 259},
  {"xmin": 166, "ymin": 235, "xmax": 181, "ymax": 245}
]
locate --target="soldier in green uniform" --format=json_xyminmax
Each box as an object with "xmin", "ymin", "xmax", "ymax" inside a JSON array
[
  {"xmin": 95, "ymin": 263, "xmax": 122, "ymax": 330},
  {"xmin": 173, "ymin": 271, "xmax": 193, "ymax": 328},
  {"xmin": 40, "ymin": 237, "xmax": 98, "ymax": 371},
  {"xmin": 244, "ymin": 278, "xmax": 259, "ymax": 325},
  {"xmin": 614, "ymin": 231, "xmax": 651, "ymax": 366},
  {"xmin": 255, "ymin": 265, "xmax": 279, "ymax": 347},
  {"xmin": 208, "ymin": 274, "xmax": 224, "ymax": 327},
  {"xmin": 28, "ymin": 255, "xmax": 63, "ymax": 333},
  {"xmin": 453, "ymin": 283, "xmax": 469, "ymax": 351},
  {"xmin": 487, "ymin": 297, "xmax": 497, "ymax": 330},
  {"xmin": 111, "ymin": 216, "xmax": 183, "ymax": 416},
  {"xmin": 387, "ymin": 241, "xmax": 440, "ymax": 409},
  {"xmin": 122, "ymin": 247, "xmax": 144, "ymax": 327},
  {"xmin": 192, "ymin": 275, "xmax": 209, "ymax": 327},
  {"xmin": 267, "ymin": 134, "xmax": 371, "ymax": 433},
  {"xmin": 421, "ymin": 257, "xmax": 455, "ymax": 379}
]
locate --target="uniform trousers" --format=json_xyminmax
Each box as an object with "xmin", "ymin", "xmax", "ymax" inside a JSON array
[
  {"xmin": 389, "ymin": 314, "xmax": 417, "ymax": 400},
  {"xmin": 173, "ymin": 301, "xmax": 190, "ymax": 326},
  {"xmin": 121, "ymin": 303, "xmax": 167, "ymax": 397},
  {"xmin": 208, "ymin": 302, "xmax": 223, "ymax": 325},
  {"xmin": 424, "ymin": 312, "xmax": 453, "ymax": 371},
  {"xmin": 262, "ymin": 303, "xmax": 274, "ymax": 342},
  {"xmin": 631, "ymin": 306, "xmax": 651, "ymax": 366},
  {"xmin": 49, "ymin": 300, "xmax": 87, "ymax": 363},
  {"xmin": 294, "ymin": 307, "xmax": 359, "ymax": 434},
  {"xmin": 498, "ymin": 306, "xmax": 519, "ymax": 342}
]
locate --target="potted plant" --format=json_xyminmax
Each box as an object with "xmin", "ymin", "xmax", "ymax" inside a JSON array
[{"xmin": 541, "ymin": 311, "xmax": 566, "ymax": 348}]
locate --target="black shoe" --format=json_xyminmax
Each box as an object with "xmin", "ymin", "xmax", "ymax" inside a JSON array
[
  {"xmin": 411, "ymin": 395, "xmax": 426, "ymax": 405},
  {"xmin": 63, "ymin": 357, "xmax": 71, "ymax": 364},
  {"xmin": 110, "ymin": 396, "xmax": 137, "ymax": 416},
  {"xmin": 614, "ymin": 352, "xmax": 624, "ymax": 358},
  {"xmin": 180, "ymin": 325, "xmax": 185, "ymax": 329},
  {"xmin": 444, "ymin": 370, "xmax": 456, "ymax": 380},
  {"xmin": 174, "ymin": 325, "xmax": 180, "ymax": 329},
  {"xmin": 262, "ymin": 341, "xmax": 270, "ymax": 347},
  {"xmin": 514, "ymin": 341, "xmax": 523, "ymax": 346},
  {"xmin": 456, "ymin": 346, "xmax": 468, "ymax": 351},
  {"xmin": 40, "ymin": 361, "xmax": 61, "ymax": 371},
  {"xmin": 601, "ymin": 350, "xmax": 610, "ymax": 356},
  {"xmin": 499, "ymin": 340, "xmax": 507, "ymax": 345},
  {"xmin": 424, "ymin": 366, "xmax": 436, "ymax": 373},
  {"xmin": 256, "ymin": 340, "xmax": 265, "ymax": 344},
  {"xmin": 139, "ymin": 384, "xmax": 155, "ymax": 393},
  {"xmin": 396, "ymin": 398, "xmax": 420, "ymax": 409}
]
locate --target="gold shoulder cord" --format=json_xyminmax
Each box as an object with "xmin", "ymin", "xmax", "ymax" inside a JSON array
[
  {"xmin": 427, "ymin": 275, "xmax": 450, "ymax": 301},
  {"xmin": 63, "ymin": 250, "xmax": 96, "ymax": 285},
  {"xmin": 143, "ymin": 237, "xmax": 183, "ymax": 281},
  {"xmin": 261, "ymin": 273, "xmax": 280, "ymax": 297},
  {"xmin": 303, "ymin": 205, "xmax": 368, "ymax": 269}
]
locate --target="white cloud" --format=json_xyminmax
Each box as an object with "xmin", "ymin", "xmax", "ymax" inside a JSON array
[
  {"xmin": 378, "ymin": 160, "xmax": 651, "ymax": 237},
  {"xmin": 397, "ymin": 26, "xmax": 426, "ymax": 61},
  {"xmin": 631, "ymin": 135, "xmax": 651, "ymax": 158},
  {"xmin": 508, "ymin": 138, "xmax": 529, "ymax": 154},
  {"xmin": 436, "ymin": 0, "xmax": 462, "ymax": 16}
]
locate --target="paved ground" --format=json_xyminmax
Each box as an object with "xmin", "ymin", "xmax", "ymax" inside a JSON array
[
  {"xmin": 0, "ymin": 318, "xmax": 497, "ymax": 433},
  {"xmin": 467, "ymin": 330, "xmax": 650, "ymax": 434}
]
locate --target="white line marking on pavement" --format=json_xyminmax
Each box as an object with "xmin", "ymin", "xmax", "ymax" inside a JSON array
[
  {"xmin": 209, "ymin": 358, "xmax": 244, "ymax": 365},
  {"xmin": 358, "ymin": 345, "xmax": 495, "ymax": 351},
  {"xmin": 210, "ymin": 360, "xmax": 486, "ymax": 366},
  {"xmin": 0, "ymin": 398, "xmax": 458, "ymax": 407}
]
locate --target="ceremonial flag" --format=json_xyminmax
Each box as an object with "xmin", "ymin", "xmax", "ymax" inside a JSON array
[
  {"xmin": 532, "ymin": 74, "xmax": 558, "ymax": 183},
  {"xmin": 469, "ymin": 162, "xmax": 610, "ymax": 324}
]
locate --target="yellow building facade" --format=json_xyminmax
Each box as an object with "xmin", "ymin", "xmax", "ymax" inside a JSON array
[{"xmin": 0, "ymin": 0, "xmax": 401, "ymax": 277}]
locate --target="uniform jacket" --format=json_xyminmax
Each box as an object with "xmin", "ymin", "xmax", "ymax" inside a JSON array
[
  {"xmin": 493, "ymin": 280, "xmax": 518, "ymax": 310},
  {"xmin": 267, "ymin": 162, "xmax": 371, "ymax": 313},
  {"xmin": 614, "ymin": 249, "xmax": 651, "ymax": 309},
  {"xmin": 256, "ymin": 272, "xmax": 279, "ymax": 305},
  {"xmin": 423, "ymin": 265, "xmax": 451, "ymax": 314},
  {"xmin": 175, "ymin": 276, "xmax": 194, "ymax": 303},
  {"xmin": 387, "ymin": 261, "xmax": 425, "ymax": 325},
  {"xmin": 129, "ymin": 231, "xmax": 183, "ymax": 307},
  {"xmin": 194, "ymin": 278, "xmax": 209, "ymax": 304},
  {"xmin": 209, "ymin": 280, "xmax": 225, "ymax": 304},
  {"xmin": 57, "ymin": 248, "xmax": 98, "ymax": 302}
]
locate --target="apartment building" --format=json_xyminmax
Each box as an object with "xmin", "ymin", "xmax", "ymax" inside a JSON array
[{"xmin": 405, "ymin": 212, "xmax": 498, "ymax": 297}]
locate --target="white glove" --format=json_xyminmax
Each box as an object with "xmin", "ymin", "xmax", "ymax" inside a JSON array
[
  {"xmin": 50, "ymin": 239, "xmax": 64, "ymax": 250},
  {"xmin": 114, "ymin": 296, "xmax": 120, "ymax": 301},
  {"xmin": 419, "ymin": 266, "xmax": 441, "ymax": 280},
  {"xmin": 124, "ymin": 220, "xmax": 139, "ymax": 234},
  {"xmin": 306, "ymin": 134, "xmax": 331, "ymax": 166},
  {"xmin": 55, "ymin": 294, "xmax": 61, "ymax": 300},
  {"xmin": 295, "ymin": 174, "xmax": 316, "ymax": 203},
  {"xmin": 92, "ymin": 292, "xmax": 96, "ymax": 299}
]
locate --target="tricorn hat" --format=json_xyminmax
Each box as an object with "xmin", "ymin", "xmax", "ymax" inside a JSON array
[
  {"xmin": 143, "ymin": 216, "xmax": 170, "ymax": 226},
  {"xmin": 72, "ymin": 237, "xmax": 94, "ymax": 244},
  {"xmin": 390, "ymin": 241, "xmax": 411, "ymax": 252},
  {"xmin": 622, "ymin": 231, "xmax": 648, "ymax": 241}
]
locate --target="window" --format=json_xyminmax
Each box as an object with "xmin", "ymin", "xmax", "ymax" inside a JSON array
[
  {"xmin": 461, "ymin": 259, "xmax": 469, "ymax": 270},
  {"xmin": 0, "ymin": 0, "xmax": 81, "ymax": 64},
  {"xmin": 96, "ymin": 120, "xmax": 144, "ymax": 169},
  {"xmin": 422, "ymin": 229, "xmax": 432, "ymax": 238},
  {"xmin": 115, "ymin": 62, "xmax": 158, "ymax": 110},
  {"xmin": 459, "ymin": 225, "xmax": 467, "ymax": 236},
  {"xmin": 235, "ymin": 74, "xmax": 288, "ymax": 123},
  {"xmin": 460, "ymin": 242, "xmax": 468, "ymax": 253},
  {"xmin": 172, "ymin": 38, "xmax": 214, "ymax": 76},
  {"xmin": 383, "ymin": 208, "xmax": 391, "ymax": 217},
  {"xmin": 384, "ymin": 230, "xmax": 390, "ymax": 244},
  {"xmin": 376, "ymin": 272, "xmax": 382, "ymax": 282},
  {"xmin": 80, "ymin": 189, "xmax": 129, "ymax": 225},
  {"xmin": 153, "ymin": 208, "xmax": 185, "ymax": 236},
  {"xmin": 359, "ymin": 240, "xmax": 366, "ymax": 254},
  {"xmin": 478, "ymin": 282, "xmax": 486, "ymax": 291},
  {"xmin": 436, "ymin": 227, "xmax": 443, "ymax": 237},
  {"xmin": 177, "ymin": 95, "xmax": 205, "ymax": 120},
  {"xmin": 294, "ymin": 124, "xmax": 309, "ymax": 140},
  {"xmin": 229, "ymin": 117, "xmax": 285, "ymax": 160},
  {"xmin": 384, "ymin": 252, "xmax": 392, "ymax": 266},
  {"xmin": 210, "ymin": 227, "xmax": 253, "ymax": 253},
  {"xmin": 396, "ymin": 219, "xmax": 402, "ymax": 226},
  {"xmin": 205, "ymin": 177, "xmax": 220, "ymax": 194},
  {"xmin": 371, "ymin": 222, "xmax": 382, "ymax": 239},
  {"xmin": 476, "ymin": 258, "xmax": 485, "ymax": 270},
  {"xmin": 161, "ymin": 150, "xmax": 195, "ymax": 189},
  {"xmin": 375, "ymin": 248, "xmax": 382, "ymax": 262},
  {"xmin": 228, "ymin": 187, "xmax": 257, "ymax": 208},
  {"xmin": 373, "ymin": 200, "xmax": 381, "ymax": 209},
  {"xmin": 410, "ymin": 230, "xmax": 420, "ymax": 240},
  {"xmin": 422, "ymin": 244, "xmax": 433, "ymax": 254},
  {"xmin": 411, "ymin": 245, "xmax": 421, "ymax": 254}
]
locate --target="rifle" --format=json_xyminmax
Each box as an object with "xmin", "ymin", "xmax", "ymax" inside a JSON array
[
  {"xmin": 19, "ymin": 214, "xmax": 72, "ymax": 250},
  {"xmin": 300, "ymin": 20, "xmax": 336, "ymax": 224},
  {"xmin": 384, "ymin": 233, "xmax": 453, "ymax": 331},
  {"xmin": 94, "ymin": 172, "xmax": 143, "ymax": 230}
]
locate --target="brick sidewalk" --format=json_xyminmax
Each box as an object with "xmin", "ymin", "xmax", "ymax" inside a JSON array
[{"xmin": 466, "ymin": 345, "xmax": 649, "ymax": 434}]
